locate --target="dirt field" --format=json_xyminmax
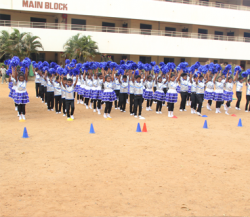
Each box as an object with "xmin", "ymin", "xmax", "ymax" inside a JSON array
[{"xmin": 0, "ymin": 81, "xmax": 250, "ymax": 217}]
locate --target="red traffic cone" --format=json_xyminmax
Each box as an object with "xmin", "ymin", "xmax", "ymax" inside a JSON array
[
  {"xmin": 231, "ymin": 114, "xmax": 236, "ymax": 117},
  {"xmin": 142, "ymin": 123, "xmax": 147, "ymax": 132}
]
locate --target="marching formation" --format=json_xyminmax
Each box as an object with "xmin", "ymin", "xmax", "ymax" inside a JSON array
[{"xmin": 5, "ymin": 57, "xmax": 250, "ymax": 121}]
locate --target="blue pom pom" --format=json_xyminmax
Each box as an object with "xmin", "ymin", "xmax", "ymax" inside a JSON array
[
  {"xmin": 159, "ymin": 62, "xmax": 165, "ymax": 67},
  {"xmin": 4, "ymin": 59, "xmax": 10, "ymax": 66},
  {"xmin": 138, "ymin": 62, "xmax": 145, "ymax": 70},
  {"xmin": 69, "ymin": 62, "xmax": 75, "ymax": 68},
  {"xmin": 131, "ymin": 63, "xmax": 138, "ymax": 70},
  {"xmin": 50, "ymin": 62, "xmax": 56, "ymax": 68},
  {"xmin": 42, "ymin": 61, "xmax": 49, "ymax": 67},
  {"xmin": 118, "ymin": 69, "xmax": 124, "ymax": 75},
  {"xmin": 43, "ymin": 66, "xmax": 49, "ymax": 72},
  {"xmin": 178, "ymin": 62, "xmax": 188, "ymax": 70},
  {"xmin": 241, "ymin": 71, "xmax": 248, "ymax": 78},
  {"xmin": 234, "ymin": 65, "xmax": 242, "ymax": 74},
  {"xmin": 21, "ymin": 60, "xmax": 30, "ymax": 68},
  {"xmin": 120, "ymin": 60, "xmax": 125, "ymax": 65},
  {"xmin": 72, "ymin": 59, "xmax": 77, "ymax": 64},
  {"xmin": 49, "ymin": 68, "xmax": 56, "ymax": 74},
  {"xmin": 246, "ymin": 68, "xmax": 250, "ymax": 75},
  {"xmin": 150, "ymin": 61, "xmax": 156, "ymax": 67},
  {"xmin": 10, "ymin": 56, "xmax": 20, "ymax": 67},
  {"xmin": 154, "ymin": 65, "xmax": 160, "ymax": 74},
  {"xmin": 144, "ymin": 63, "xmax": 152, "ymax": 71},
  {"xmin": 110, "ymin": 62, "xmax": 118, "ymax": 69},
  {"xmin": 65, "ymin": 59, "xmax": 70, "ymax": 64},
  {"xmin": 134, "ymin": 70, "xmax": 139, "ymax": 76}
]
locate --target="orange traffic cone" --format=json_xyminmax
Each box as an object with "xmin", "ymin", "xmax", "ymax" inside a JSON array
[{"xmin": 142, "ymin": 123, "xmax": 147, "ymax": 132}]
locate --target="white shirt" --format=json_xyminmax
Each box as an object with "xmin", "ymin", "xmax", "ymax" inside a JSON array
[
  {"xmin": 47, "ymin": 80, "xmax": 54, "ymax": 92},
  {"xmin": 104, "ymin": 81, "xmax": 114, "ymax": 92},
  {"xmin": 35, "ymin": 72, "xmax": 41, "ymax": 83},
  {"xmin": 214, "ymin": 81, "xmax": 224, "ymax": 93},
  {"xmin": 61, "ymin": 83, "xmax": 66, "ymax": 99},
  {"xmin": 65, "ymin": 85, "xmax": 75, "ymax": 100},
  {"xmin": 156, "ymin": 82, "xmax": 164, "ymax": 92},
  {"xmin": 85, "ymin": 78, "xmax": 93, "ymax": 90},
  {"xmin": 114, "ymin": 78, "xmax": 120, "ymax": 90},
  {"xmin": 16, "ymin": 80, "xmax": 27, "ymax": 93},
  {"xmin": 196, "ymin": 81, "xmax": 205, "ymax": 94},
  {"xmin": 97, "ymin": 78, "xmax": 103, "ymax": 90},
  {"xmin": 225, "ymin": 82, "xmax": 234, "ymax": 92},
  {"xmin": 162, "ymin": 78, "xmax": 167, "ymax": 88},
  {"xmin": 134, "ymin": 81, "xmax": 144, "ymax": 95},
  {"xmin": 191, "ymin": 81, "xmax": 197, "ymax": 93},
  {"xmin": 145, "ymin": 81, "xmax": 153, "ymax": 91},
  {"xmin": 120, "ymin": 80, "xmax": 128, "ymax": 93},
  {"xmin": 236, "ymin": 81, "xmax": 243, "ymax": 92},
  {"xmin": 168, "ymin": 81, "xmax": 178, "ymax": 93},
  {"xmin": 180, "ymin": 77, "xmax": 189, "ymax": 92},
  {"xmin": 206, "ymin": 81, "xmax": 214, "ymax": 92},
  {"xmin": 247, "ymin": 83, "xmax": 250, "ymax": 95},
  {"xmin": 54, "ymin": 81, "xmax": 61, "ymax": 96},
  {"xmin": 129, "ymin": 81, "xmax": 134, "ymax": 94},
  {"xmin": 92, "ymin": 79, "xmax": 98, "ymax": 91},
  {"xmin": 0, "ymin": 68, "xmax": 6, "ymax": 75}
]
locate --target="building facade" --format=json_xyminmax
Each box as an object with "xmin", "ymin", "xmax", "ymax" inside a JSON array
[{"xmin": 1, "ymin": 0, "xmax": 250, "ymax": 68}]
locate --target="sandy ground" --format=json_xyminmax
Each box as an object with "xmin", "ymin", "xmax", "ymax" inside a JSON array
[{"xmin": 0, "ymin": 81, "xmax": 250, "ymax": 217}]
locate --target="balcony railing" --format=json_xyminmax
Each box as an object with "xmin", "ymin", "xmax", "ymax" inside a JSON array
[
  {"xmin": 0, "ymin": 20, "xmax": 250, "ymax": 43},
  {"xmin": 154, "ymin": 0, "xmax": 250, "ymax": 11}
]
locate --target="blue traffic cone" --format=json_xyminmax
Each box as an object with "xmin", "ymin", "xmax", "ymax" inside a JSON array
[
  {"xmin": 136, "ymin": 123, "xmax": 141, "ymax": 132},
  {"xmin": 203, "ymin": 120, "xmax": 208, "ymax": 129},
  {"xmin": 89, "ymin": 123, "xmax": 95, "ymax": 134},
  {"xmin": 237, "ymin": 118, "xmax": 242, "ymax": 127},
  {"xmin": 22, "ymin": 127, "xmax": 29, "ymax": 138}
]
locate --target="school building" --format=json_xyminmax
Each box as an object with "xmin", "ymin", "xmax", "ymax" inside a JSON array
[{"xmin": 1, "ymin": 0, "xmax": 250, "ymax": 68}]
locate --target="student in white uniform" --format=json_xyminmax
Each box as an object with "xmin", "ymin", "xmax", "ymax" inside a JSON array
[
  {"xmin": 45, "ymin": 73, "xmax": 54, "ymax": 111},
  {"xmin": 114, "ymin": 73, "xmax": 120, "ymax": 109},
  {"xmin": 177, "ymin": 73, "xmax": 189, "ymax": 111},
  {"xmin": 154, "ymin": 76, "xmax": 167, "ymax": 114},
  {"xmin": 189, "ymin": 73, "xmax": 197, "ymax": 114},
  {"xmin": 61, "ymin": 77, "xmax": 67, "ymax": 116},
  {"xmin": 223, "ymin": 73, "xmax": 235, "ymax": 115},
  {"xmin": 34, "ymin": 67, "xmax": 41, "ymax": 98},
  {"xmin": 129, "ymin": 76, "xmax": 135, "ymax": 115},
  {"xmin": 53, "ymin": 75, "xmax": 62, "ymax": 114},
  {"xmin": 234, "ymin": 70, "xmax": 245, "ymax": 110},
  {"xmin": 195, "ymin": 74, "xmax": 205, "ymax": 116},
  {"xmin": 119, "ymin": 75, "xmax": 129, "ymax": 112},
  {"xmin": 245, "ymin": 79, "xmax": 250, "ymax": 112},
  {"xmin": 213, "ymin": 71, "xmax": 224, "ymax": 113}
]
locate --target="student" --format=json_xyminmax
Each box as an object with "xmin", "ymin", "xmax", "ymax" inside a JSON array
[
  {"xmin": 114, "ymin": 73, "xmax": 120, "ymax": 109},
  {"xmin": 45, "ymin": 73, "xmax": 54, "ymax": 111},
  {"xmin": 90, "ymin": 73, "xmax": 98, "ymax": 113},
  {"xmin": 195, "ymin": 74, "xmax": 205, "ymax": 116},
  {"xmin": 33, "ymin": 67, "xmax": 41, "ymax": 98},
  {"xmin": 12, "ymin": 67, "xmax": 29, "ymax": 120},
  {"xmin": 143, "ymin": 74, "xmax": 154, "ymax": 111},
  {"xmin": 166, "ymin": 70, "xmax": 180, "ymax": 118},
  {"xmin": 245, "ymin": 79, "xmax": 250, "ymax": 112},
  {"xmin": 61, "ymin": 76, "xmax": 67, "ymax": 116},
  {"xmin": 39, "ymin": 71, "xmax": 46, "ymax": 103},
  {"xmin": 213, "ymin": 71, "xmax": 224, "ymax": 113},
  {"xmin": 129, "ymin": 75, "xmax": 135, "ymax": 115},
  {"xmin": 76, "ymin": 73, "xmax": 81, "ymax": 104},
  {"xmin": 63, "ymin": 75, "xmax": 78, "ymax": 120},
  {"xmin": 223, "ymin": 73, "xmax": 235, "ymax": 115},
  {"xmin": 119, "ymin": 75, "xmax": 129, "ymax": 112},
  {"xmin": 204, "ymin": 72, "xmax": 214, "ymax": 111},
  {"xmin": 235, "ymin": 70, "xmax": 245, "ymax": 110},
  {"xmin": 154, "ymin": 76, "xmax": 167, "ymax": 114},
  {"xmin": 186, "ymin": 76, "xmax": 191, "ymax": 107},
  {"xmin": 79, "ymin": 72, "xmax": 85, "ymax": 104},
  {"xmin": 102, "ymin": 69, "xmax": 117, "ymax": 118},
  {"xmin": 96, "ymin": 73, "xmax": 103, "ymax": 115},
  {"xmin": 133, "ymin": 72, "xmax": 146, "ymax": 119},
  {"xmin": 84, "ymin": 72, "xmax": 93, "ymax": 109},
  {"xmin": 53, "ymin": 75, "xmax": 62, "ymax": 114},
  {"xmin": 177, "ymin": 73, "xmax": 189, "ymax": 111},
  {"xmin": 190, "ymin": 73, "xmax": 197, "ymax": 114},
  {"xmin": 162, "ymin": 74, "xmax": 168, "ymax": 106},
  {"xmin": 8, "ymin": 73, "xmax": 18, "ymax": 112}
]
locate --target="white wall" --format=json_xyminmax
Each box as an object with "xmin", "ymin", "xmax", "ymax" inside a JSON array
[
  {"xmin": 1, "ymin": 0, "xmax": 250, "ymax": 30},
  {"xmin": 1, "ymin": 26, "xmax": 250, "ymax": 60}
]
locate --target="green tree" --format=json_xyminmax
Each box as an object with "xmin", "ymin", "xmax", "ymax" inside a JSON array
[
  {"xmin": 63, "ymin": 33, "xmax": 99, "ymax": 62},
  {"xmin": 0, "ymin": 30, "xmax": 11, "ymax": 59},
  {"xmin": 24, "ymin": 33, "xmax": 43, "ymax": 58}
]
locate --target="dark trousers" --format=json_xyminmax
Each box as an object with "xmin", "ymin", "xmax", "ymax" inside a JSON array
[
  {"xmin": 47, "ymin": 92, "xmax": 54, "ymax": 110},
  {"xmin": 146, "ymin": 99, "xmax": 153, "ymax": 107},
  {"xmin": 153, "ymin": 87, "xmax": 157, "ymax": 102},
  {"xmin": 104, "ymin": 101, "xmax": 112, "ymax": 114},
  {"xmin": 66, "ymin": 99, "xmax": 75, "ymax": 118},
  {"xmin": 196, "ymin": 94, "xmax": 204, "ymax": 113},
  {"xmin": 163, "ymin": 88, "xmax": 167, "ymax": 104},
  {"xmin": 191, "ymin": 92, "xmax": 197, "ymax": 109},
  {"xmin": 119, "ymin": 93, "xmax": 127, "ymax": 111},
  {"xmin": 62, "ymin": 98, "xmax": 66, "ymax": 114},
  {"xmin": 168, "ymin": 103, "xmax": 174, "ymax": 112},
  {"xmin": 93, "ymin": 100, "xmax": 101, "ymax": 109},
  {"xmin": 54, "ymin": 95, "xmax": 62, "ymax": 112},
  {"xmin": 39, "ymin": 85, "xmax": 45, "ymax": 101},
  {"xmin": 44, "ymin": 87, "xmax": 48, "ymax": 103},
  {"xmin": 130, "ymin": 94, "xmax": 134, "ymax": 114},
  {"xmin": 226, "ymin": 101, "xmax": 232, "ymax": 107},
  {"xmin": 156, "ymin": 101, "xmax": 163, "ymax": 111},
  {"xmin": 245, "ymin": 95, "xmax": 250, "ymax": 111},
  {"xmin": 35, "ymin": 83, "xmax": 40, "ymax": 97},
  {"xmin": 134, "ymin": 95, "xmax": 143, "ymax": 116},
  {"xmin": 18, "ymin": 104, "xmax": 26, "ymax": 115},
  {"xmin": 236, "ymin": 91, "xmax": 242, "ymax": 108},
  {"xmin": 186, "ymin": 93, "xmax": 191, "ymax": 101},
  {"xmin": 180, "ymin": 92, "xmax": 188, "ymax": 110},
  {"xmin": 208, "ymin": 100, "xmax": 212, "ymax": 106},
  {"xmin": 114, "ymin": 90, "xmax": 120, "ymax": 108},
  {"xmin": 85, "ymin": 98, "xmax": 89, "ymax": 106},
  {"xmin": 216, "ymin": 101, "xmax": 223, "ymax": 108}
]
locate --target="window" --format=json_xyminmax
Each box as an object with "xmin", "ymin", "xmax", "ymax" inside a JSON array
[
  {"xmin": 102, "ymin": 22, "xmax": 115, "ymax": 33},
  {"xmin": 139, "ymin": 56, "xmax": 151, "ymax": 64},
  {"xmin": 243, "ymin": 0, "xmax": 250, "ymax": 6},
  {"xmin": 214, "ymin": 31, "xmax": 223, "ymax": 40},
  {"xmin": 121, "ymin": 55, "xmax": 127, "ymax": 60},
  {"xmin": 30, "ymin": 17, "xmax": 46, "ymax": 28},
  {"xmin": 71, "ymin": 18, "xmax": 86, "ymax": 31},
  {"xmin": 180, "ymin": 58, "xmax": 185, "ymax": 62},
  {"xmin": 182, "ymin": 28, "xmax": 188, "ymax": 38},
  {"xmin": 240, "ymin": 61, "xmax": 246, "ymax": 70},
  {"xmin": 0, "ymin": 14, "xmax": 11, "ymax": 26},
  {"xmin": 244, "ymin": 32, "xmax": 250, "ymax": 42},
  {"xmin": 165, "ymin": 27, "xmax": 176, "ymax": 37},
  {"xmin": 31, "ymin": 53, "xmax": 45, "ymax": 62},
  {"xmin": 140, "ymin": 24, "xmax": 152, "ymax": 35},
  {"xmin": 227, "ymin": 31, "xmax": 234, "ymax": 41},
  {"xmin": 198, "ymin": 28, "xmax": 208, "ymax": 39},
  {"xmin": 164, "ymin": 58, "xmax": 174, "ymax": 64},
  {"xmin": 200, "ymin": 0, "xmax": 209, "ymax": 6},
  {"xmin": 214, "ymin": 60, "xmax": 218, "ymax": 63}
]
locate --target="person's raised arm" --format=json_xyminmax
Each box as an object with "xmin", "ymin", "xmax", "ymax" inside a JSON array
[
  {"xmin": 12, "ymin": 67, "xmax": 17, "ymax": 81},
  {"xmin": 176, "ymin": 69, "xmax": 182, "ymax": 82},
  {"xmin": 118, "ymin": 74, "xmax": 122, "ymax": 83},
  {"xmin": 73, "ymin": 75, "xmax": 78, "ymax": 87},
  {"xmin": 225, "ymin": 73, "xmax": 229, "ymax": 83},
  {"xmin": 111, "ymin": 69, "xmax": 114, "ymax": 82},
  {"xmin": 233, "ymin": 71, "xmax": 239, "ymax": 82},
  {"xmin": 213, "ymin": 72, "xmax": 218, "ymax": 83},
  {"xmin": 168, "ymin": 69, "xmax": 172, "ymax": 82},
  {"xmin": 25, "ymin": 67, "xmax": 28, "ymax": 81}
]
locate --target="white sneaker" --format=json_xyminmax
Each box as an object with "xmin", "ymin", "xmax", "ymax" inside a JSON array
[
  {"xmin": 42, "ymin": 101, "xmax": 44, "ymax": 103},
  {"xmin": 139, "ymin": 116, "xmax": 145, "ymax": 119},
  {"xmin": 15, "ymin": 107, "xmax": 17, "ymax": 111},
  {"xmin": 86, "ymin": 106, "xmax": 89, "ymax": 109},
  {"xmin": 193, "ymin": 110, "xmax": 197, "ymax": 114},
  {"xmin": 56, "ymin": 112, "xmax": 58, "ymax": 114},
  {"xmin": 225, "ymin": 111, "xmax": 229, "ymax": 115},
  {"xmin": 207, "ymin": 105, "xmax": 210, "ymax": 110},
  {"xmin": 130, "ymin": 113, "xmax": 133, "ymax": 116},
  {"xmin": 215, "ymin": 110, "xmax": 219, "ymax": 114},
  {"xmin": 17, "ymin": 112, "xmax": 19, "ymax": 117},
  {"xmin": 103, "ymin": 113, "xmax": 107, "ymax": 118},
  {"xmin": 191, "ymin": 109, "xmax": 194, "ymax": 114},
  {"xmin": 93, "ymin": 109, "xmax": 96, "ymax": 112},
  {"xmin": 149, "ymin": 107, "xmax": 153, "ymax": 111},
  {"xmin": 223, "ymin": 104, "xmax": 226, "ymax": 110},
  {"xmin": 146, "ymin": 107, "xmax": 149, "ymax": 111},
  {"xmin": 98, "ymin": 110, "xmax": 101, "ymax": 115},
  {"xmin": 134, "ymin": 115, "xmax": 138, "ymax": 118},
  {"xmin": 59, "ymin": 112, "xmax": 61, "ymax": 114},
  {"xmin": 84, "ymin": 103, "xmax": 86, "ymax": 106},
  {"xmin": 89, "ymin": 105, "xmax": 92, "ymax": 109},
  {"xmin": 168, "ymin": 112, "xmax": 171, "ymax": 117},
  {"xmin": 71, "ymin": 115, "xmax": 74, "ymax": 120},
  {"xmin": 80, "ymin": 101, "xmax": 83, "ymax": 104},
  {"xmin": 126, "ymin": 99, "xmax": 129, "ymax": 104},
  {"xmin": 45, "ymin": 103, "xmax": 47, "ymax": 105},
  {"xmin": 235, "ymin": 107, "xmax": 239, "ymax": 110},
  {"xmin": 77, "ymin": 100, "xmax": 79, "ymax": 104},
  {"xmin": 238, "ymin": 108, "xmax": 241, "ymax": 110},
  {"xmin": 180, "ymin": 109, "xmax": 183, "ymax": 112},
  {"xmin": 63, "ymin": 114, "xmax": 66, "ymax": 116},
  {"xmin": 245, "ymin": 110, "xmax": 248, "ymax": 112},
  {"xmin": 197, "ymin": 112, "xmax": 202, "ymax": 116},
  {"xmin": 218, "ymin": 110, "xmax": 221, "ymax": 113},
  {"xmin": 48, "ymin": 109, "xmax": 50, "ymax": 111},
  {"xmin": 22, "ymin": 115, "xmax": 26, "ymax": 120},
  {"xmin": 36, "ymin": 97, "xmax": 38, "ymax": 98},
  {"xmin": 184, "ymin": 109, "xmax": 187, "ymax": 111},
  {"xmin": 156, "ymin": 111, "xmax": 159, "ymax": 114},
  {"xmin": 51, "ymin": 109, "xmax": 54, "ymax": 111},
  {"xmin": 186, "ymin": 102, "xmax": 189, "ymax": 106},
  {"xmin": 115, "ymin": 108, "xmax": 118, "ymax": 110},
  {"xmin": 107, "ymin": 114, "xmax": 112, "ymax": 118},
  {"xmin": 154, "ymin": 101, "xmax": 157, "ymax": 104},
  {"xmin": 19, "ymin": 116, "xmax": 22, "ymax": 120},
  {"xmin": 159, "ymin": 111, "xmax": 162, "ymax": 114},
  {"xmin": 123, "ymin": 110, "xmax": 126, "ymax": 112}
]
